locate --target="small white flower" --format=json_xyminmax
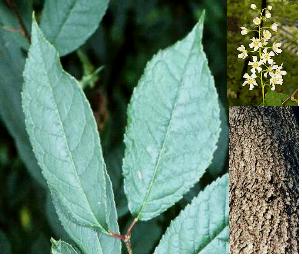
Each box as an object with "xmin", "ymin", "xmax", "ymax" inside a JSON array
[
  {"xmin": 249, "ymin": 37, "xmax": 262, "ymax": 51},
  {"xmin": 270, "ymin": 76, "xmax": 283, "ymax": 90},
  {"xmin": 267, "ymin": 5, "xmax": 272, "ymax": 10},
  {"xmin": 264, "ymin": 65, "xmax": 275, "ymax": 78},
  {"xmin": 265, "ymin": 11, "xmax": 271, "ymax": 19},
  {"xmin": 271, "ymin": 23, "xmax": 278, "ymax": 31},
  {"xmin": 272, "ymin": 42, "xmax": 282, "ymax": 54},
  {"xmin": 272, "ymin": 64, "xmax": 287, "ymax": 77},
  {"xmin": 261, "ymin": 37, "xmax": 269, "ymax": 46},
  {"xmin": 237, "ymin": 45, "xmax": 248, "ymax": 59},
  {"xmin": 238, "ymin": 52, "xmax": 248, "ymax": 59},
  {"xmin": 261, "ymin": 48, "xmax": 275, "ymax": 64},
  {"xmin": 253, "ymin": 17, "xmax": 261, "ymax": 25},
  {"xmin": 251, "ymin": 4, "xmax": 257, "ymax": 9},
  {"xmin": 268, "ymin": 64, "xmax": 286, "ymax": 91},
  {"xmin": 240, "ymin": 26, "xmax": 248, "ymax": 35},
  {"xmin": 248, "ymin": 56, "xmax": 263, "ymax": 73},
  {"xmin": 244, "ymin": 74, "xmax": 258, "ymax": 90},
  {"xmin": 237, "ymin": 45, "xmax": 245, "ymax": 52},
  {"xmin": 263, "ymin": 30, "xmax": 272, "ymax": 40},
  {"xmin": 243, "ymin": 73, "xmax": 258, "ymax": 90}
]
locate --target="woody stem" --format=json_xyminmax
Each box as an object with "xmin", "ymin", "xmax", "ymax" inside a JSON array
[{"xmin": 108, "ymin": 217, "xmax": 138, "ymax": 254}]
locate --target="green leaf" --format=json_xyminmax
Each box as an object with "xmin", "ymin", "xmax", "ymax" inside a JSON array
[
  {"xmin": 22, "ymin": 17, "xmax": 120, "ymax": 253},
  {"xmin": 45, "ymin": 194, "xmax": 70, "ymax": 242},
  {"xmin": 104, "ymin": 146, "xmax": 129, "ymax": 218},
  {"xmin": 207, "ymin": 101, "xmax": 228, "ymax": 176},
  {"xmin": 265, "ymin": 91, "xmax": 297, "ymax": 106},
  {"xmin": 51, "ymin": 175, "xmax": 120, "ymax": 253},
  {"xmin": 40, "ymin": 0, "xmax": 109, "ymax": 56},
  {"xmin": 51, "ymin": 239, "xmax": 79, "ymax": 254},
  {"xmin": 48, "ymin": 192, "xmax": 120, "ymax": 253},
  {"xmin": 265, "ymin": 91, "xmax": 288, "ymax": 106},
  {"xmin": 0, "ymin": 1, "xmax": 45, "ymax": 186},
  {"xmin": 123, "ymin": 13, "xmax": 221, "ymax": 221},
  {"xmin": 155, "ymin": 174, "xmax": 229, "ymax": 254}
]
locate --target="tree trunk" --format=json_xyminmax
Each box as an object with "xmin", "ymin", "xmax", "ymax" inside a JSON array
[{"xmin": 229, "ymin": 106, "xmax": 299, "ymax": 254}]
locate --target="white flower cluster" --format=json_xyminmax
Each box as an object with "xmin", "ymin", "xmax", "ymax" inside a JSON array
[{"xmin": 237, "ymin": 3, "xmax": 286, "ymax": 92}]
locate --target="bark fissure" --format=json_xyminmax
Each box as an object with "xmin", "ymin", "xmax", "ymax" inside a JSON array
[{"xmin": 229, "ymin": 106, "xmax": 298, "ymax": 254}]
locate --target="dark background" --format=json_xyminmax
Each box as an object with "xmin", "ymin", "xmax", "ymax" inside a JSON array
[{"xmin": 0, "ymin": 0, "xmax": 226, "ymax": 253}]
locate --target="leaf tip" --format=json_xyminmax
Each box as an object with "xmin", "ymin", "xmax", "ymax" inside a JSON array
[
  {"xmin": 196, "ymin": 10, "xmax": 206, "ymax": 38},
  {"xmin": 30, "ymin": 12, "xmax": 40, "ymax": 42},
  {"xmin": 31, "ymin": 11, "xmax": 38, "ymax": 30},
  {"xmin": 199, "ymin": 10, "xmax": 206, "ymax": 22},
  {"xmin": 50, "ymin": 237, "xmax": 57, "ymax": 246}
]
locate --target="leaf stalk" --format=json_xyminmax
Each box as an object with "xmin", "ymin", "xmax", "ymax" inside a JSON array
[{"xmin": 108, "ymin": 217, "xmax": 138, "ymax": 254}]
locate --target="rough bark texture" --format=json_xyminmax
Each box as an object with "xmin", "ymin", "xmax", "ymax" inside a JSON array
[{"xmin": 229, "ymin": 106, "xmax": 299, "ymax": 254}]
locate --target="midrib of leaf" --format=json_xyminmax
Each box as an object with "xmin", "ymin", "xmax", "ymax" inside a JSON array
[
  {"xmin": 51, "ymin": 0, "xmax": 77, "ymax": 43},
  {"xmin": 35, "ymin": 36, "xmax": 107, "ymax": 232},
  {"xmin": 51, "ymin": 190, "xmax": 106, "ymax": 253},
  {"xmin": 136, "ymin": 30, "xmax": 200, "ymax": 219}
]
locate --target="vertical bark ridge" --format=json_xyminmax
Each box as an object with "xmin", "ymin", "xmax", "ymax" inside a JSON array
[{"xmin": 229, "ymin": 106, "xmax": 298, "ymax": 253}]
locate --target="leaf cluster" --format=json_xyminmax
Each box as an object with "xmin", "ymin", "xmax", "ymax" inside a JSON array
[{"xmin": 0, "ymin": 0, "xmax": 228, "ymax": 253}]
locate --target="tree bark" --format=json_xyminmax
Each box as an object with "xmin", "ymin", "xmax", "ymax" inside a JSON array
[{"xmin": 229, "ymin": 106, "xmax": 299, "ymax": 254}]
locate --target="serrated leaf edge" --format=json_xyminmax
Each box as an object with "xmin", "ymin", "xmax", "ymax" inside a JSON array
[
  {"xmin": 122, "ymin": 11, "xmax": 221, "ymax": 220},
  {"xmin": 21, "ymin": 15, "xmax": 114, "ymax": 235},
  {"xmin": 154, "ymin": 174, "xmax": 229, "ymax": 254}
]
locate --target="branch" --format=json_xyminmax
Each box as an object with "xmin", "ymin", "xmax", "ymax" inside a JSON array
[
  {"xmin": 109, "ymin": 217, "xmax": 138, "ymax": 254},
  {"xmin": 282, "ymin": 88, "xmax": 298, "ymax": 105}
]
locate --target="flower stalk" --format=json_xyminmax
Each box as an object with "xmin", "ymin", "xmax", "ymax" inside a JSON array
[{"xmin": 237, "ymin": 3, "xmax": 286, "ymax": 105}]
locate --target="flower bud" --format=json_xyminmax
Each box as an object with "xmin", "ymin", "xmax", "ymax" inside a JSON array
[
  {"xmin": 253, "ymin": 17, "xmax": 261, "ymax": 25},
  {"xmin": 250, "ymin": 4, "xmax": 257, "ymax": 9},
  {"xmin": 240, "ymin": 26, "xmax": 248, "ymax": 35},
  {"xmin": 271, "ymin": 23, "xmax": 278, "ymax": 31},
  {"xmin": 265, "ymin": 11, "xmax": 271, "ymax": 19}
]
